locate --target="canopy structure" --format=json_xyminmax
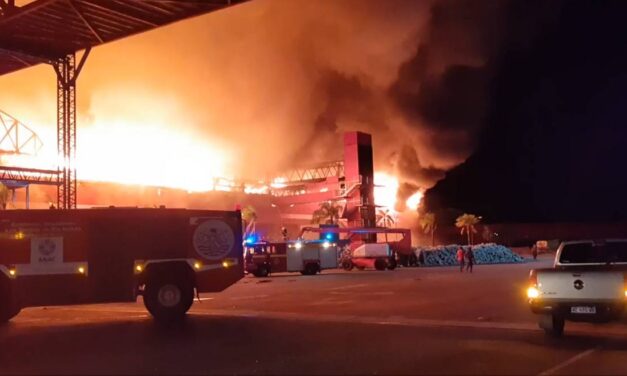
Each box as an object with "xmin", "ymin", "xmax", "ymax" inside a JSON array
[{"xmin": 0, "ymin": 0, "xmax": 248, "ymax": 208}]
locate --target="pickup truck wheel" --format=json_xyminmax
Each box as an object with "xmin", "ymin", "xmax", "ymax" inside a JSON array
[
  {"xmin": 144, "ymin": 275, "xmax": 194, "ymax": 323},
  {"xmin": 539, "ymin": 314, "xmax": 565, "ymax": 337},
  {"xmin": 0, "ymin": 277, "xmax": 20, "ymax": 324}
]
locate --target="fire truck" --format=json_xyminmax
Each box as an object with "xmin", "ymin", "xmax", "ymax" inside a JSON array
[
  {"xmin": 0, "ymin": 208, "xmax": 244, "ymax": 323},
  {"xmin": 299, "ymin": 226, "xmax": 412, "ymax": 271},
  {"xmin": 244, "ymin": 240, "xmax": 339, "ymax": 277}
]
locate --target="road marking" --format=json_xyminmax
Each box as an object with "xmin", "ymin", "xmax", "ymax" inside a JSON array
[
  {"xmin": 329, "ymin": 283, "xmax": 369, "ymax": 291},
  {"xmin": 538, "ymin": 348, "xmax": 597, "ymax": 376}
]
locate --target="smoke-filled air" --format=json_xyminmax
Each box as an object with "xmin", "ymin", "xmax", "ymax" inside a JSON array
[{"xmin": 0, "ymin": 0, "xmax": 504, "ymax": 211}]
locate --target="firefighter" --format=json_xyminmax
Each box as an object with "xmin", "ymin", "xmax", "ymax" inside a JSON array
[{"xmin": 281, "ymin": 227, "xmax": 288, "ymax": 241}]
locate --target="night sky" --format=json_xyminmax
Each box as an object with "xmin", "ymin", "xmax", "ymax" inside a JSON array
[{"xmin": 424, "ymin": 0, "xmax": 627, "ymax": 223}]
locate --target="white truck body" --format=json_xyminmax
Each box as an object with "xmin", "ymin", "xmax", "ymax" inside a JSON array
[
  {"xmin": 528, "ymin": 239, "xmax": 627, "ymax": 336},
  {"xmin": 353, "ymin": 243, "xmax": 390, "ymax": 258},
  {"xmin": 286, "ymin": 243, "xmax": 338, "ymax": 272}
]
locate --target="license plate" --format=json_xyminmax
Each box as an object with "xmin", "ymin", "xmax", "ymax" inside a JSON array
[{"xmin": 571, "ymin": 306, "xmax": 596, "ymax": 314}]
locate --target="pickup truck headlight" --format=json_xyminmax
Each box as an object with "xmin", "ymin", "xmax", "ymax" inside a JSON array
[{"xmin": 527, "ymin": 286, "xmax": 540, "ymax": 299}]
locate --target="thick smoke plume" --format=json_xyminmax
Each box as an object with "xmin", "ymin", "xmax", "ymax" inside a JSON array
[
  {"xmin": 0, "ymin": 0, "xmax": 505, "ymax": 202},
  {"xmin": 249, "ymin": 0, "xmax": 506, "ymax": 205}
]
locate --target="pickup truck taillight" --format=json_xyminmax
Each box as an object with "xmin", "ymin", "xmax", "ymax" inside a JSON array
[
  {"xmin": 529, "ymin": 270, "xmax": 538, "ymax": 286},
  {"xmin": 527, "ymin": 270, "xmax": 540, "ymax": 299}
]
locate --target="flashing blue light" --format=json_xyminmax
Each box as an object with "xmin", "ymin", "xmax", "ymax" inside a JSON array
[
  {"xmin": 325, "ymin": 233, "xmax": 333, "ymax": 240},
  {"xmin": 244, "ymin": 234, "xmax": 258, "ymax": 244}
]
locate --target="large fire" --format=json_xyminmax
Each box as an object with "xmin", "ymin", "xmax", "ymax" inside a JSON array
[
  {"xmin": 75, "ymin": 121, "xmax": 232, "ymax": 192},
  {"xmin": 374, "ymin": 172, "xmax": 399, "ymax": 210},
  {"xmin": 5, "ymin": 135, "xmax": 423, "ymax": 215},
  {"xmin": 405, "ymin": 191, "xmax": 423, "ymax": 211},
  {"xmin": 3, "ymin": 123, "xmax": 233, "ymax": 192},
  {"xmin": 374, "ymin": 172, "xmax": 422, "ymax": 213}
]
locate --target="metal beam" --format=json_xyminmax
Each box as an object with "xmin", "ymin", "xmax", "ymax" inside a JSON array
[
  {"xmin": 79, "ymin": 2, "xmax": 159, "ymax": 28},
  {"xmin": 0, "ymin": 166, "xmax": 60, "ymax": 185},
  {"xmin": 67, "ymin": 0, "xmax": 104, "ymax": 43}
]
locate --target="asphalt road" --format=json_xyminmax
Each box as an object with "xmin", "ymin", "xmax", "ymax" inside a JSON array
[{"xmin": 1, "ymin": 254, "xmax": 626, "ymax": 375}]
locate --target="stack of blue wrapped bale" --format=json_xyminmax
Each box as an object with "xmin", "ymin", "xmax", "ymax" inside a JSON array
[{"xmin": 416, "ymin": 243, "xmax": 525, "ymax": 266}]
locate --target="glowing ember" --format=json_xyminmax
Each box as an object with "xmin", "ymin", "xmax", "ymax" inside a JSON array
[
  {"xmin": 270, "ymin": 177, "xmax": 287, "ymax": 189},
  {"xmin": 374, "ymin": 172, "xmax": 399, "ymax": 211},
  {"xmin": 405, "ymin": 191, "xmax": 423, "ymax": 211},
  {"xmin": 244, "ymin": 184, "xmax": 269, "ymax": 195}
]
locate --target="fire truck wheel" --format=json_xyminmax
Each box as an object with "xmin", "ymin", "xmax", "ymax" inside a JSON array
[
  {"xmin": 0, "ymin": 277, "xmax": 20, "ymax": 324},
  {"xmin": 301, "ymin": 263, "xmax": 319, "ymax": 276},
  {"xmin": 144, "ymin": 274, "xmax": 194, "ymax": 323},
  {"xmin": 374, "ymin": 259, "xmax": 387, "ymax": 271},
  {"xmin": 253, "ymin": 265, "xmax": 269, "ymax": 278}
]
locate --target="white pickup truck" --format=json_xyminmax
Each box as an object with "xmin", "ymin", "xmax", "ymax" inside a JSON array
[{"xmin": 527, "ymin": 239, "xmax": 627, "ymax": 336}]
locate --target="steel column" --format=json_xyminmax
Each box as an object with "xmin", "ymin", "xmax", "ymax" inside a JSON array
[
  {"xmin": 53, "ymin": 49, "xmax": 89, "ymax": 209},
  {"xmin": 54, "ymin": 53, "xmax": 76, "ymax": 209}
]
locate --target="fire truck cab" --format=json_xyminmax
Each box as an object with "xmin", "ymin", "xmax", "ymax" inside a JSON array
[
  {"xmin": 244, "ymin": 240, "xmax": 339, "ymax": 277},
  {"xmin": 0, "ymin": 208, "xmax": 244, "ymax": 323}
]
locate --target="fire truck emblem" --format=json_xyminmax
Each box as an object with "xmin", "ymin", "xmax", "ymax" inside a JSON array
[
  {"xmin": 38, "ymin": 239, "xmax": 57, "ymax": 256},
  {"xmin": 31, "ymin": 237, "xmax": 62, "ymax": 264},
  {"xmin": 193, "ymin": 220, "xmax": 235, "ymax": 260}
]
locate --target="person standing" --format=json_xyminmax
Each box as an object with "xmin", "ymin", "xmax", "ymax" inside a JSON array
[
  {"xmin": 531, "ymin": 244, "xmax": 538, "ymax": 260},
  {"xmin": 456, "ymin": 246, "xmax": 465, "ymax": 272},
  {"xmin": 465, "ymin": 246, "xmax": 475, "ymax": 273}
]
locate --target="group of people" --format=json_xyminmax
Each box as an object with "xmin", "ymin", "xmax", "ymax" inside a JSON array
[{"xmin": 456, "ymin": 246, "xmax": 475, "ymax": 272}]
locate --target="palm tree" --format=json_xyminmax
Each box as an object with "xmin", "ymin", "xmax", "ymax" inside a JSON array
[
  {"xmin": 241, "ymin": 205, "xmax": 257, "ymax": 239},
  {"xmin": 419, "ymin": 212, "xmax": 437, "ymax": 246},
  {"xmin": 455, "ymin": 213, "xmax": 482, "ymax": 245},
  {"xmin": 0, "ymin": 183, "xmax": 9, "ymax": 210},
  {"xmin": 376, "ymin": 209, "xmax": 395, "ymax": 228},
  {"xmin": 311, "ymin": 201, "xmax": 341, "ymax": 225},
  {"xmin": 376, "ymin": 209, "xmax": 395, "ymax": 242}
]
